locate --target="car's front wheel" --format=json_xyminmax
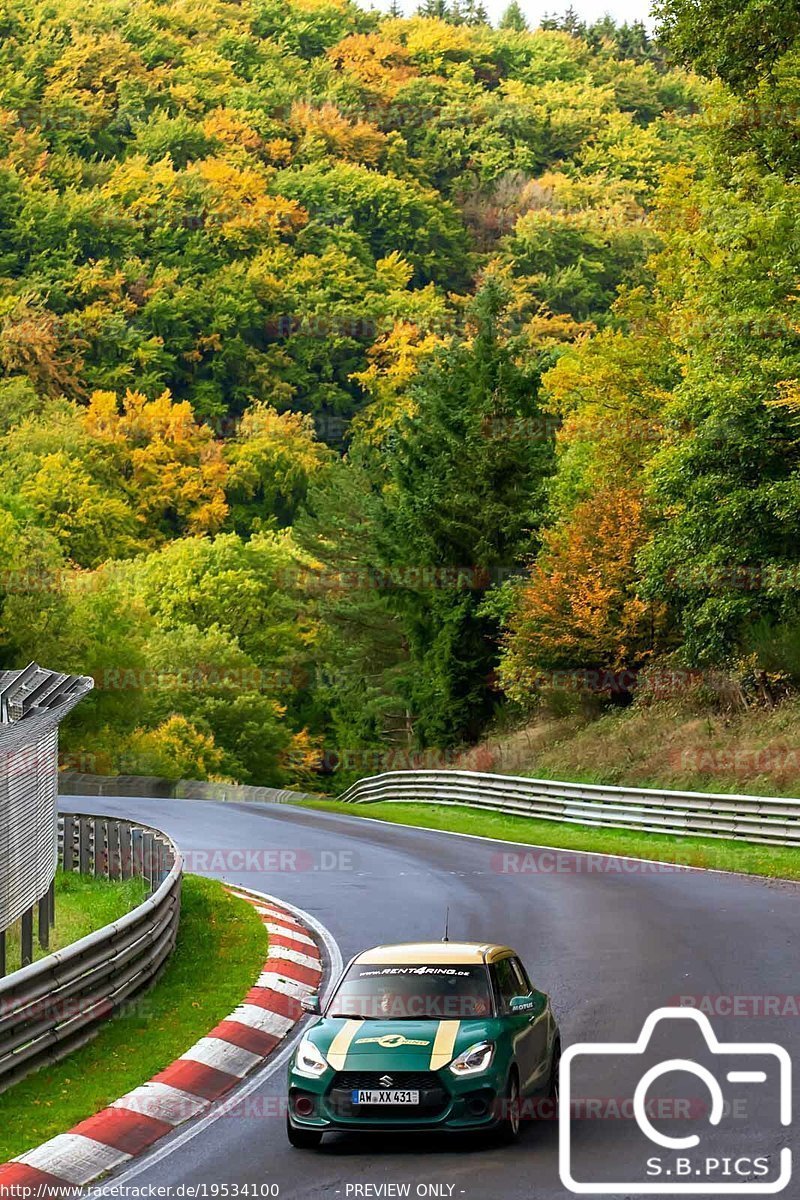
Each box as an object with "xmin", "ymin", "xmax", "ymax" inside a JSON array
[
  {"xmin": 497, "ymin": 1069, "xmax": 521, "ymax": 1144},
  {"xmin": 548, "ymin": 1038, "xmax": 561, "ymax": 1108},
  {"xmin": 286, "ymin": 1113, "xmax": 323, "ymax": 1150}
]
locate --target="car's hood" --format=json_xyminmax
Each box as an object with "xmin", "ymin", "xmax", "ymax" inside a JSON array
[{"xmin": 306, "ymin": 1018, "xmax": 496, "ymax": 1072}]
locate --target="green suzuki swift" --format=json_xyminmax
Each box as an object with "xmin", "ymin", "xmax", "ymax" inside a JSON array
[{"xmin": 286, "ymin": 941, "xmax": 560, "ymax": 1148}]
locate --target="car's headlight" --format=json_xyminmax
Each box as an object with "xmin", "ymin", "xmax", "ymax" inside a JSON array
[
  {"xmin": 449, "ymin": 1041, "xmax": 495, "ymax": 1076},
  {"xmin": 294, "ymin": 1037, "xmax": 328, "ymax": 1078}
]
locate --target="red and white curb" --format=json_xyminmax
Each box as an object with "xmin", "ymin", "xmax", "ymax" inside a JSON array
[{"xmin": 0, "ymin": 887, "xmax": 325, "ymax": 1192}]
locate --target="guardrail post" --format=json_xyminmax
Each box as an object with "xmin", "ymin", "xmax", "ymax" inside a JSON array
[
  {"xmin": 62, "ymin": 814, "xmax": 75, "ymax": 871},
  {"xmin": 48, "ymin": 878, "xmax": 55, "ymax": 928},
  {"xmin": 94, "ymin": 817, "xmax": 107, "ymax": 877},
  {"xmin": 108, "ymin": 821, "xmax": 121, "ymax": 881},
  {"xmin": 20, "ymin": 906, "xmax": 33, "ymax": 968},
  {"xmin": 38, "ymin": 892, "xmax": 49, "ymax": 951},
  {"xmin": 121, "ymin": 824, "xmax": 133, "ymax": 880},
  {"xmin": 143, "ymin": 832, "xmax": 154, "ymax": 892},
  {"xmin": 0, "ymin": 930, "xmax": 5, "ymax": 978},
  {"xmin": 133, "ymin": 827, "xmax": 143, "ymax": 878},
  {"xmin": 79, "ymin": 817, "xmax": 91, "ymax": 874}
]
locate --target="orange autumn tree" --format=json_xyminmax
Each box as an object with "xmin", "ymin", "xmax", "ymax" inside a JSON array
[
  {"xmin": 84, "ymin": 389, "xmax": 229, "ymax": 543},
  {"xmin": 327, "ymin": 32, "xmax": 416, "ymax": 99},
  {"xmin": 289, "ymin": 101, "xmax": 387, "ymax": 166},
  {"xmin": 500, "ymin": 486, "xmax": 664, "ymax": 702}
]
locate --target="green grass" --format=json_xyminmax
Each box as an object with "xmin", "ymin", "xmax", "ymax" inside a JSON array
[
  {"xmin": 449, "ymin": 698, "xmax": 800, "ymax": 799},
  {"xmin": 3, "ymin": 870, "xmax": 148, "ymax": 972},
  {"xmin": 0, "ymin": 876, "xmax": 267, "ymax": 1162},
  {"xmin": 303, "ymin": 799, "xmax": 800, "ymax": 881}
]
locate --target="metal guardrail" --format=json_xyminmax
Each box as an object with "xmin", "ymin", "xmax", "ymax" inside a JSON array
[
  {"xmin": 0, "ymin": 814, "xmax": 182, "ymax": 1093},
  {"xmin": 339, "ymin": 770, "xmax": 800, "ymax": 847},
  {"xmin": 59, "ymin": 772, "xmax": 314, "ymax": 805}
]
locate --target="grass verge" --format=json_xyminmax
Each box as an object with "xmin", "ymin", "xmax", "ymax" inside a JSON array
[
  {"xmin": 3, "ymin": 871, "xmax": 148, "ymax": 970},
  {"xmin": 0, "ymin": 876, "xmax": 267, "ymax": 1163},
  {"xmin": 304, "ymin": 799, "xmax": 800, "ymax": 881},
  {"xmin": 442, "ymin": 698, "xmax": 800, "ymax": 799}
]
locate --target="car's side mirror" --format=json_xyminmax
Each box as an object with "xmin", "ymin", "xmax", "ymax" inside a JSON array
[{"xmin": 301, "ymin": 993, "xmax": 321, "ymax": 1015}]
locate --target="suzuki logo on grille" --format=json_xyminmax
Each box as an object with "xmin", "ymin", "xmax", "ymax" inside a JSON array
[{"xmin": 379, "ymin": 1075, "xmax": 393, "ymax": 1087}]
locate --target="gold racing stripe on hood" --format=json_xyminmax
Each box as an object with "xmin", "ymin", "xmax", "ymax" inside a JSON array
[
  {"xmin": 429, "ymin": 1021, "xmax": 461, "ymax": 1070},
  {"xmin": 327, "ymin": 1020, "xmax": 365, "ymax": 1069}
]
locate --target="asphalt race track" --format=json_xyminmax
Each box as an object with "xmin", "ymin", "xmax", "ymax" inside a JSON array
[{"xmin": 59, "ymin": 796, "xmax": 799, "ymax": 1200}]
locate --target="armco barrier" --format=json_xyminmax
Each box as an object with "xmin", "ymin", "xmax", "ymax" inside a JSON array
[
  {"xmin": 59, "ymin": 772, "xmax": 314, "ymax": 805},
  {"xmin": 339, "ymin": 770, "xmax": 800, "ymax": 847},
  {"xmin": 0, "ymin": 814, "xmax": 182, "ymax": 1093}
]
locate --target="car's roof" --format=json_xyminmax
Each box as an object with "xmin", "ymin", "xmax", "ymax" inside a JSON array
[{"xmin": 355, "ymin": 942, "xmax": 515, "ymax": 966}]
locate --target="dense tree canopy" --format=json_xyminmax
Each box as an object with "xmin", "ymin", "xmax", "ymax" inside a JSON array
[
  {"xmin": 5, "ymin": 0, "xmax": 794, "ymax": 787},
  {"xmin": 501, "ymin": 2, "xmax": 800, "ymax": 707}
]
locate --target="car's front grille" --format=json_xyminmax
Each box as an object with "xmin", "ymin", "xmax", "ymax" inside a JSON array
[
  {"xmin": 328, "ymin": 1071, "xmax": 448, "ymax": 1118},
  {"xmin": 334, "ymin": 1071, "xmax": 441, "ymax": 1091}
]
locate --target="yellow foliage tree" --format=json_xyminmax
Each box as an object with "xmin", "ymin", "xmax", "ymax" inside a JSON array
[
  {"xmin": 203, "ymin": 108, "xmax": 266, "ymax": 154},
  {"xmin": 120, "ymin": 715, "xmax": 230, "ymax": 781},
  {"xmin": 289, "ymin": 101, "xmax": 386, "ymax": 165},
  {"xmin": 327, "ymin": 33, "xmax": 416, "ymax": 98},
  {"xmin": 224, "ymin": 403, "xmax": 330, "ymax": 531},
  {"xmin": 350, "ymin": 320, "xmax": 447, "ymax": 450},
  {"xmin": 192, "ymin": 158, "xmax": 307, "ymax": 246},
  {"xmin": 84, "ymin": 388, "xmax": 229, "ymax": 539},
  {"xmin": 0, "ymin": 296, "xmax": 85, "ymax": 398}
]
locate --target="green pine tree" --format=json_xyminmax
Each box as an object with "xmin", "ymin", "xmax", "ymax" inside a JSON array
[
  {"xmin": 499, "ymin": 2, "xmax": 529, "ymax": 31},
  {"xmin": 370, "ymin": 276, "xmax": 555, "ymax": 746}
]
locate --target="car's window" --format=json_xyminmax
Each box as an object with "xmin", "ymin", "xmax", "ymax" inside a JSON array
[
  {"xmin": 327, "ymin": 962, "xmax": 493, "ymax": 1020},
  {"xmin": 510, "ymin": 957, "xmax": 531, "ymax": 995},
  {"xmin": 492, "ymin": 957, "xmax": 520, "ymax": 1014}
]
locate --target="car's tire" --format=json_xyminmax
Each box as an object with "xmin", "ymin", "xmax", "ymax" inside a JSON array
[
  {"xmin": 548, "ymin": 1038, "xmax": 561, "ymax": 1111},
  {"xmin": 286, "ymin": 1112, "xmax": 323, "ymax": 1150},
  {"xmin": 497, "ymin": 1068, "xmax": 522, "ymax": 1144}
]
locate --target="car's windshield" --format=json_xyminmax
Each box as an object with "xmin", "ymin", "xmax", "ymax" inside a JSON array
[{"xmin": 326, "ymin": 962, "xmax": 493, "ymax": 1019}]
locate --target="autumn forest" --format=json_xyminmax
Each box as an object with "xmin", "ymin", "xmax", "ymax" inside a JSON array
[{"xmin": 1, "ymin": 0, "xmax": 799, "ymax": 790}]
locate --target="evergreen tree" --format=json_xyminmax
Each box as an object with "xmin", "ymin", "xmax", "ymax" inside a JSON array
[
  {"xmin": 615, "ymin": 20, "xmax": 653, "ymax": 61},
  {"xmin": 418, "ymin": 0, "xmax": 449, "ymax": 16},
  {"xmin": 371, "ymin": 276, "xmax": 555, "ymax": 745},
  {"xmin": 499, "ymin": 2, "xmax": 529, "ymax": 31},
  {"xmin": 584, "ymin": 14, "xmax": 618, "ymax": 48},
  {"xmin": 541, "ymin": 6, "xmax": 584, "ymax": 33},
  {"xmin": 463, "ymin": 0, "xmax": 490, "ymax": 26},
  {"xmin": 295, "ymin": 460, "xmax": 412, "ymax": 772}
]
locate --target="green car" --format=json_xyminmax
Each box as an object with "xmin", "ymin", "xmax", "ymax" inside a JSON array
[{"xmin": 286, "ymin": 940, "xmax": 560, "ymax": 1148}]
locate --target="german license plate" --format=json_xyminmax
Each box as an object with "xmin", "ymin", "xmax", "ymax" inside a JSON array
[{"xmin": 353, "ymin": 1089, "xmax": 420, "ymax": 1105}]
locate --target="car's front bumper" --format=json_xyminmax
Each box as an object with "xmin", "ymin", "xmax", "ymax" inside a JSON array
[{"xmin": 287, "ymin": 1066, "xmax": 507, "ymax": 1134}]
